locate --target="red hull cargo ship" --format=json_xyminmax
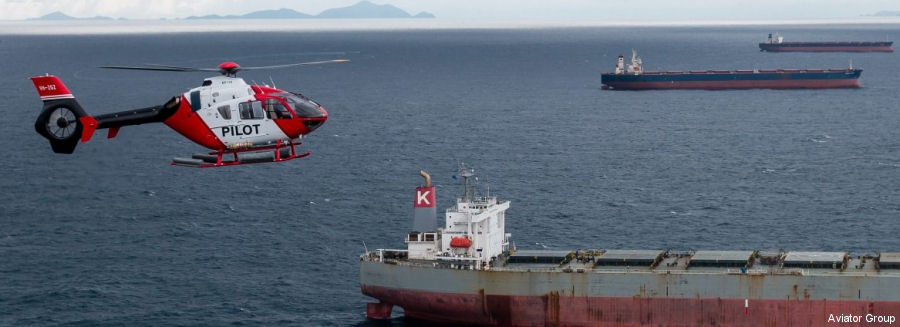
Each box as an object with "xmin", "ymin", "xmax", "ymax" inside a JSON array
[
  {"xmin": 760, "ymin": 33, "xmax": 894, "ymax": 52},
  {"xmin": 600, "ymin": 51, "xmax": 862, "ymax": 90},
  {"xmin": 360, "ymin": 168, "xmax": 900, "ymax": 326}
]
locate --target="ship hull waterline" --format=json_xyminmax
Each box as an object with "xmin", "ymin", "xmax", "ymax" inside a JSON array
[
  {"xmin": 760, "ymin": 46, "xmax": 894, "ymax": 52},
  {"xmin": 363, "ymin": 285, "xmax": 900, "ymax": 327},
  {"xmin": 601, "ymin": 78, "xmax": 861, "ymax": 90},
  {"xmin": 360, "ymin": 261, "xmax": 900, "ymax": 326},
  {"xmin": 759, "ymin": 42, "xmax": 894, "ymax": 53},
  {"xmin": 600, "ymin": 69, "xmax": 863, "ymax": 90}
]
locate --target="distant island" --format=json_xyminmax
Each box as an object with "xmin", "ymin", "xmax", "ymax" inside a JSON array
[
  {"xmin": 315, "ymin": 1, "xmax": 434, "ymax": 19},
  {"xmin": 29, "ymin": 1, "xmax": 435, "ymax": 21},
  {"xmin": 28, "ymin": 11, "xmax": 116, "ymax": 21},
  {"xmin": 184, "ymin": 8, "xmax": 312, "ymax": 20}
]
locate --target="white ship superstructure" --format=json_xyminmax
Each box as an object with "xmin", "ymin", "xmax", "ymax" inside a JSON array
[{"xmin": 405, "ymin": 167, "xmax": 510, "ymax": 270}]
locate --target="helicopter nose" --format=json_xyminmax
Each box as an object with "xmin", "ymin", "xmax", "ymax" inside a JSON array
[{"xmin": 302, "ymin": 106, "xmax": 327, "ymax": 132}]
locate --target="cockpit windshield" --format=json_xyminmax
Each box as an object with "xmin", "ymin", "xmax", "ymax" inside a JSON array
[{"xmin": 276, "ymin": 92, "xmax": 325, "ymax": 118}]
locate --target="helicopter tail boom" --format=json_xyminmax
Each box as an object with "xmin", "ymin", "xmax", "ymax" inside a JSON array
[{"xmin": 31, "ymin": 75, "xmax": 181, "ymax": 154}]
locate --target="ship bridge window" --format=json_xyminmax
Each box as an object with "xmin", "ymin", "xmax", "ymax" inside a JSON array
[
  {"xmin": 239, "ymin": 101, "xmax": 264, "ymax": 120},
  {"xmin": 217, "ymin": 105, "xmax": 232, "ymax": 120},
  {"xmin": 265, "ymin": 98, "xmax": 293, "ymax": 119}
]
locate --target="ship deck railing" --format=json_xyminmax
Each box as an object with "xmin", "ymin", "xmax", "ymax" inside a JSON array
[
  {"xmin": 364, "ymin": 256, "xmax": 900, "ymax": 277},
  {"xmin": 363, "ymin": 248, "xmax": 900, "ymax": 277}
]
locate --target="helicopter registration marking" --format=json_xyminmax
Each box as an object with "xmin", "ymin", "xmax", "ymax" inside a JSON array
[{"xmin": 220, "ymin": 124, "xmax": 261, "ymax": 137}]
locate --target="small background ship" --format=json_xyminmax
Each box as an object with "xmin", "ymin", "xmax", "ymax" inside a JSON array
[
  {"xmin": 760, "ymin": 33, "xmax": 894, "ymax": 52},
  {"xmin": 360, "ymin": 168, "xmax": 900, "ymax": 326},
  {"xmin": 600, "ymin": 50, "xmax": 862, "ymax": 90}
]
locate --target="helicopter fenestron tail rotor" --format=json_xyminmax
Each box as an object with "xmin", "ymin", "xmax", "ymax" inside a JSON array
[
  {"xmin": 31, "ymin": 75, "xmax": 92, "ymax": 153},
  {"xmin": 100, "ymin": 59, "xmax": 349, "ymax": 77},
  {"xmin": 46, "ymin": 107, "xmax": 78, "ymax": 140}
]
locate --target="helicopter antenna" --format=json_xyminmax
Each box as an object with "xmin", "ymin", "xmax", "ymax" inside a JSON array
[{"xmin": 269, "ymin": 76, "xmax": 277, "ymax": 89}]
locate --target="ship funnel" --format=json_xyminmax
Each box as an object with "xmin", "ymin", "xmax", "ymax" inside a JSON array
[{"xmin": 412, "ymin": 170, "xmax": 437, "ymax": 232}]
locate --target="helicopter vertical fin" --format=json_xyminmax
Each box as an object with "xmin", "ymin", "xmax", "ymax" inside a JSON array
[
  {"xmin": 30, "ymin": 75, "xmax": 96, "ymax": 153},
  {"xmin": 32, "ymin": 75, "xmax": 74, "ymax": 101},
  {"xmin": 80, "ymin": 116, "xmax": 99, "ymax": 142}
]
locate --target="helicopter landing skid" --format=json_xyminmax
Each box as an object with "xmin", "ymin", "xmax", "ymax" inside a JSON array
[{"xmin": 171, "ymin": 141, "xmax": 310, "ymax": 168}]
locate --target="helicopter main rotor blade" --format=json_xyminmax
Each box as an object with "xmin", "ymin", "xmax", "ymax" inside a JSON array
[
  {"xmin": 98, "ymin": 65, "xmax": 218, "ymax": 72},
  {"xmin": 241, "ymin": 59, "xmax": 350, "ymax": 70},
  {"xmin": 141, "ymin": 64, "xmax": 220, "ymax": 72},
  {"xmin": 99, "ymin": 59, "xmax": 348, "ymax": 74}
]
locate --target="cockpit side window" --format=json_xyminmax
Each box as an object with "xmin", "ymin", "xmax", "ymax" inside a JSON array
[
  {"xmin": 217, "ymin": 105, "xmax": 232, "ymax": 120},
  {"xmin": 239, "ymin": 101, "xmax": 264, "ymax": 120},
  {"xmin": 265, "ymin": 98, "xmax": 293, "ymax": 119}
]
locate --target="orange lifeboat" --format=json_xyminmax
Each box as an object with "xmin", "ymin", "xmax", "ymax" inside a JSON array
[{"xmin": 450, "ymin": 237, "xmax": 472, "ymax": 248}]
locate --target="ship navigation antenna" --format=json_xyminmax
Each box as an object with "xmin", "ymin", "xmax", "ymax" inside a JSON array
[
  {"xmin": 456, "ymin": 163, "xmax": 476, "ymax": 202},
  {"xmin": 849, "ymin": 59, "xmax": 853, "ymax": 70}
]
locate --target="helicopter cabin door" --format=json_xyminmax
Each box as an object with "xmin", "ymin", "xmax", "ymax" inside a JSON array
[{"xmin": 232, "ymin": 100, "xmax": 267, "ymax": 143}]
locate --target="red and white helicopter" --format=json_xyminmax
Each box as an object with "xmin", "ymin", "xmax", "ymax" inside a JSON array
[{"xmin": 31, "ymin": 59, "xmax": 347, "ymax": 167}]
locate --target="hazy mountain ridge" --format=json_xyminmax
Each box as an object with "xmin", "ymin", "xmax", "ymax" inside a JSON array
[
  {"xmin": 317, "ymin": 1, "xmax": 433, "ymax": 19},
  {"xmin": 185, "ymin": 8, "xmax": 312, "ymax": 20},
  {"xmin": 29, "ymin": 11, "xmax": 116, "ymax": 21},
  {"xmin": 31, "ymin": 1, "xmax": 435, "ymax": 21}
]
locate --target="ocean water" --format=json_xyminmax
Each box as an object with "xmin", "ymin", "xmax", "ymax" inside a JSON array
[{"xmin": 1, "ymin": 24, "xmax": 900, "ymax": 326}]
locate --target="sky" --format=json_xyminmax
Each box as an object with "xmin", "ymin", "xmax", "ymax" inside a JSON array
[{"xmin": 0, "ymin": 0, "xmax": 898, "ymax": 21}]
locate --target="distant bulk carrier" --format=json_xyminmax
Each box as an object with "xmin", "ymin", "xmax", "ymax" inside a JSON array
[
  {"xmin": 360, "ymin": 168, "xmax": 900, "ymax": 326},
  {"xmin": 760, "ymin": 33, "xmax": 894, "ymax": 53},
  {"xmin": 601, "ymin": 51, "xmax": 862, "ymax": 90}
]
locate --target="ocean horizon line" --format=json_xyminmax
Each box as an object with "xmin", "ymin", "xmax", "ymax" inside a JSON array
[{"xmin": 2, "ymin": 17, "xmax": 900, "ymax": 35}]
